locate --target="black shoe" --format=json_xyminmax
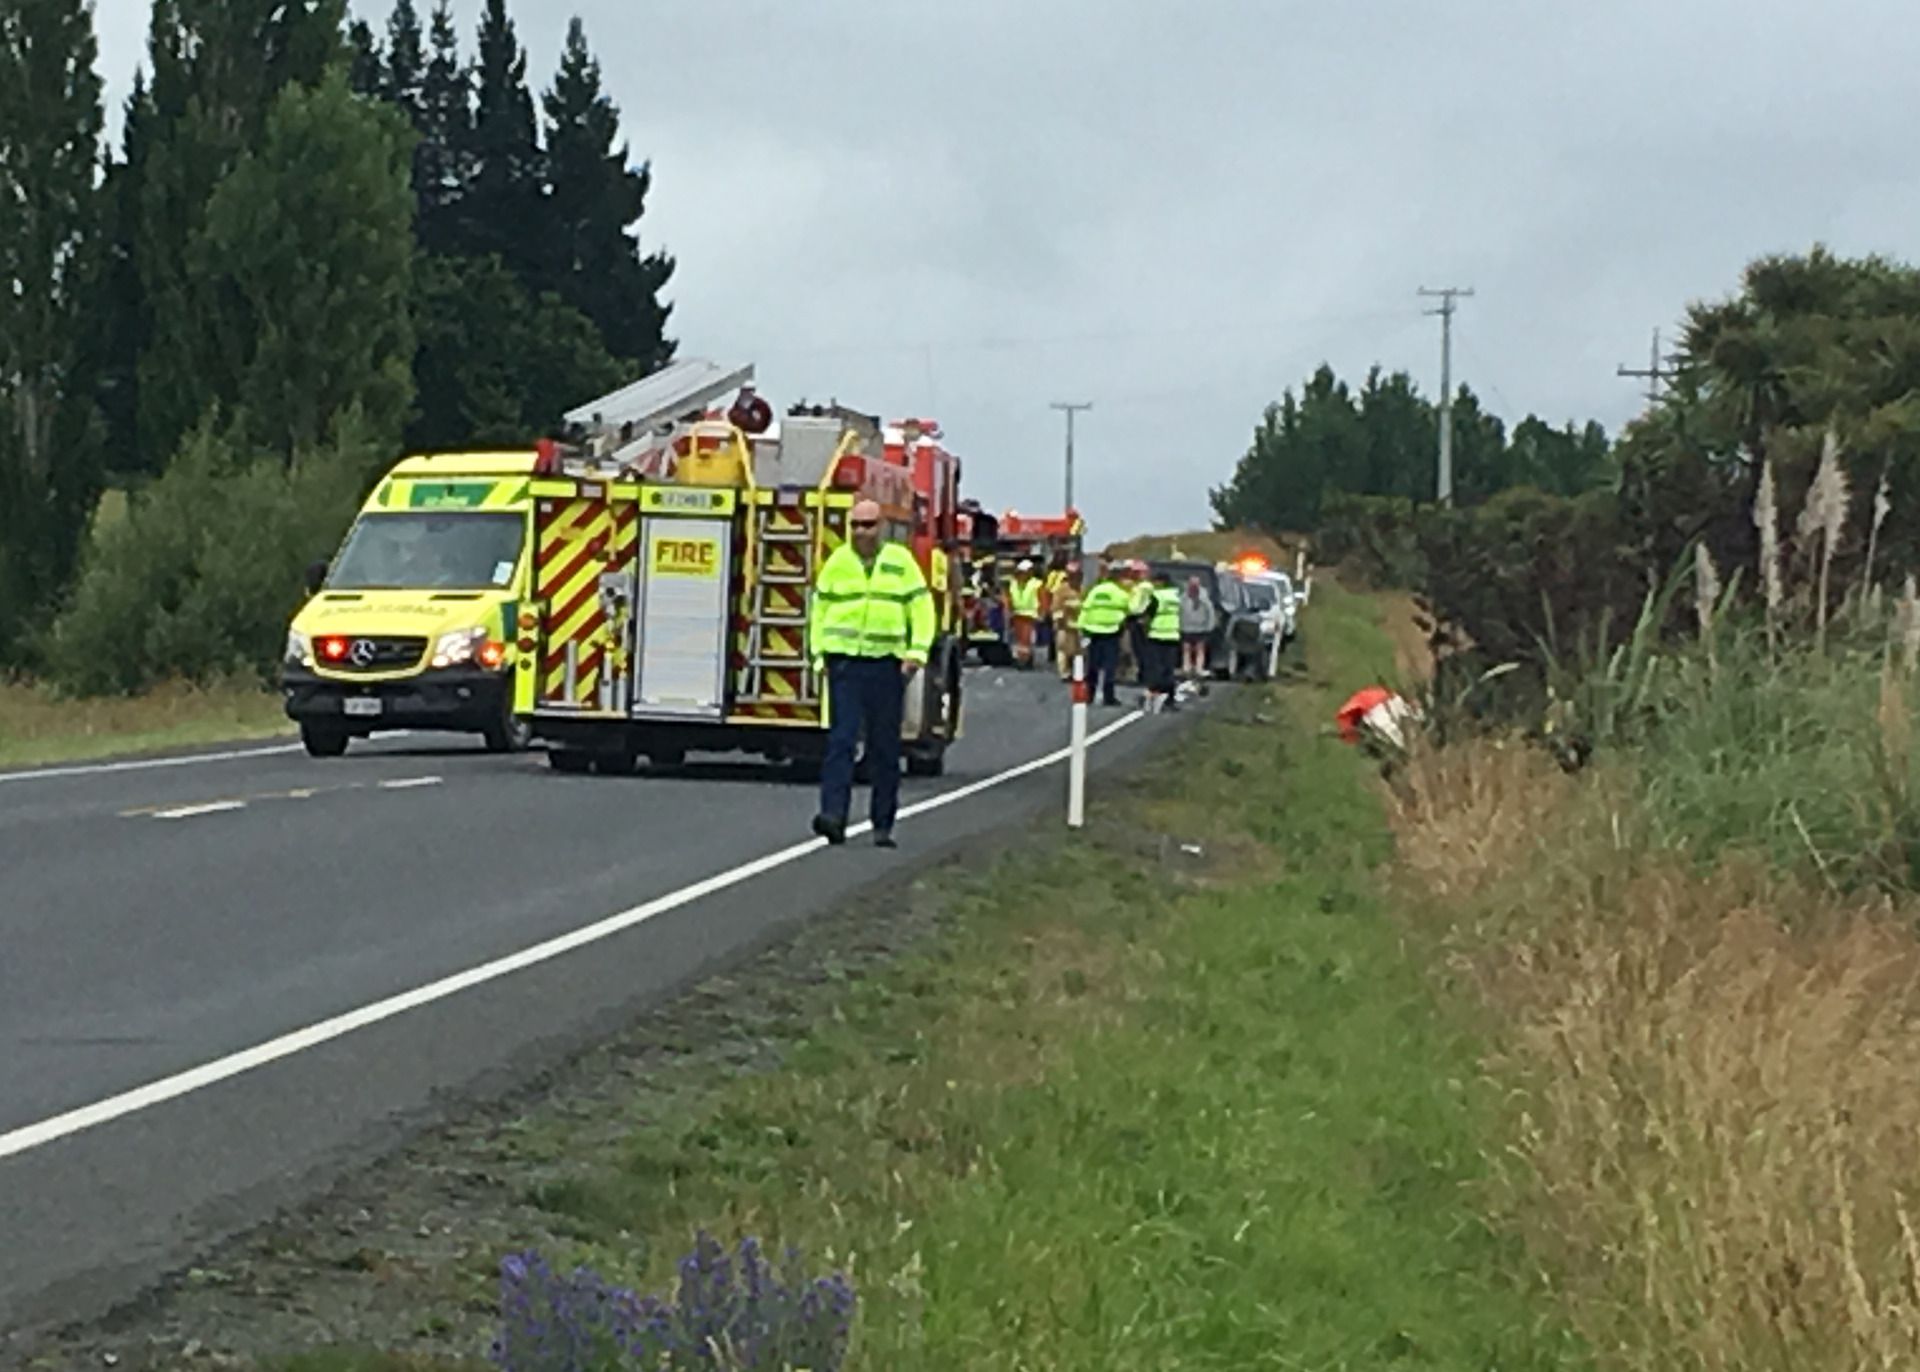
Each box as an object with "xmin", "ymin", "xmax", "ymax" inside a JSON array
[
  {"xmin": 1101, "ymin": 697, "xmax": 1123, "ymax": 708},
  {"xmin": 874, "ymin": 830, "xmax": 898, "ymax": 849},
  {"xmin": 812, "ymin": 813, "xmax": 847, "ymax": 845}
]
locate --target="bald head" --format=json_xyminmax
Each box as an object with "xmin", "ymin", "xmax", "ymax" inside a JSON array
[{"xmin": 850, "ymin": 498, "xmax": 883, "ymax": 558}]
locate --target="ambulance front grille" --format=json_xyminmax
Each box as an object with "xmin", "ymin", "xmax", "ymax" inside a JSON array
[{"xmin": 329, "ymin": 636, "xmax": 428, "ymax": 673}]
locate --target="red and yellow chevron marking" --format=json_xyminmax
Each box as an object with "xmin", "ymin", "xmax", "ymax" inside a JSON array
[
  {"xmin": 761, "ymin": 626, "xmax": 805, "ymax": 662},
  {"xmin": 733, "ymin": 700, "xmax": 823, "ymax": 723},
  {"xmin": 536, "ymin": 496, "xmax": 620, "ymax": 707},
  {"xmin": 763, "ymin": 542, "xmax": 810, "ymax": 579}
]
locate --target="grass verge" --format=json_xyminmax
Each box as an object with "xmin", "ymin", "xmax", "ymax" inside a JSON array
[{"xmin": 0, "ymin": 677, "xmax": 288, "ymax": 769}]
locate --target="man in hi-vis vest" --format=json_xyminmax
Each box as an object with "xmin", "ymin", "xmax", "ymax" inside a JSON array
[{"xmin": 808, "ymin": 498, "xmax": 936, "ymax": 849}]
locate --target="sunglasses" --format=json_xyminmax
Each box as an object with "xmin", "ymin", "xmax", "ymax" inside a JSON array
[{"xmin": 851, "ymin": 519, "xmax": 879, "ymax": 529}]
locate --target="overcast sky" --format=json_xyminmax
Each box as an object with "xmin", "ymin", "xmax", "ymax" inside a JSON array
[{"xmin": 88, "ymin": 1, "xmax": 1920, "ymax": 542}]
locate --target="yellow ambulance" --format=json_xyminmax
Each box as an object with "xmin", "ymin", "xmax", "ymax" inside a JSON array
[{"xmin": 280, "ymin": 453, "xmax": 536, "ymax": 758}]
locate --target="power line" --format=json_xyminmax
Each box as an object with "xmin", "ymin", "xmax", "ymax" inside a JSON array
[
  {"xmin": 1050, "ymin": 402, "xmax": 1092, "ymax": 512},
  {"xmin": 1419, "ymin": 286, "xmax": 1474, "ymax": 505}
]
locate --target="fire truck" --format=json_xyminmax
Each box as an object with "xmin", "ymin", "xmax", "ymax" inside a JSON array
[
  {"xmin": 514, "ymin": 359, "xmax": 966, "ymax": 777},
  {"xmin": 996, "ymin": 508, "xmax": 1085, "ymax": 581},
  {"xmin": 952, "ymin": 507, "xmax": 1085, "ymax": 666}
]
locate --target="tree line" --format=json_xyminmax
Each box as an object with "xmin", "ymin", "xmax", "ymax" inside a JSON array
[
  {"xmin": 1300, "ymin": 246, "xmax": 1920, "ymax": 686},
  {"xmin": 1208, "ymin": 364, "xmax": 1614, "ymax": 534},
  {"xmin": 0, "ymin": 0, "xmax": 674, "ymax": 690}
]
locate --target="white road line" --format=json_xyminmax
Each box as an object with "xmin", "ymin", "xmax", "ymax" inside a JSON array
[
  {"xmin": 0, "ymin": 731, "xmax": 424, "ymax": 786},
  {"xmin": 378, "ymin": 776, "xmax": 444, "ymax": 791},
  {"xmin": 0, "ymin": 744, "xmax": 302, "ymax": 785},
  {"xmin": 151, "ymin": 801, "xmax": 249, "ymax": 821},
  {"xmin": 0, "ymin": 712, "xmax": 1144, "ymax": 1162}
]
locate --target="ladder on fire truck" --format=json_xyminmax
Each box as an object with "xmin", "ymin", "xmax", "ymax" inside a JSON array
[
  {"xmin": 561, "ymin": 358, "xmax": 758, "ymax": 474},
  {"xmin": 734, "ymin": 409, "xmax": 872, "ymax": 712}
]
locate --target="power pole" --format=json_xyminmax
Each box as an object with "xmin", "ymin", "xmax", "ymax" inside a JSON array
[
  {"xmin": 1419, "ymin": 286, "xmax": 1474, "ymax": 505},
  {"xmin": 1617, "ymin": 327, "xmax": 1678, "ymax": 409},
  {"xmin": 1050, "ymin": 401, "xmax": 1092, "ymax": 511}
]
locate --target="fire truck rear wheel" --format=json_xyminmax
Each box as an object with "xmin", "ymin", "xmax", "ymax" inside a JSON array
[
  {"xmin": 647, "ymin": 747, "xmax": 687, "ymax": 770},
  {"xmin": 549, "ymin": 749, "xmax": 594, "ymax": 775},
  {"xmin": 905, "ymin": 750, "xmax": 945, "ymax": 778},
  {"xmin": 594, "ymin": 751, "xmax": 640, "ymax": 777}
]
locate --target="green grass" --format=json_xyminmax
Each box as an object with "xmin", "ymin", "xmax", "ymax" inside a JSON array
[
  {"xmin": 0, "ymin": 677, "xmax": 289, "ymax": 769},
  {"xmin": 1534, "ymin": 609, "xmax": 1920, "ymax": 895},
  {"xmin": 287, "ymin": 580, "xmax": 1575, "ymax": 1371}
]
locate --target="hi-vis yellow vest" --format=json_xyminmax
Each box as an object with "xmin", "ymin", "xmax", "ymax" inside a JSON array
[
  {"xmin": 810, "ymin": 543, "xmax": 936, "ymax": 666},
  {"xmin": 1077, "ymin": 579, "xmax": 1131, "ymax": 635},
  {"xmin": 1008, "ymin": 577, "xmax": 1041, "ymax": 617},
  {"xmin": 1149, "ymin": 585, "xmax": 1182, "ymax": 641}
]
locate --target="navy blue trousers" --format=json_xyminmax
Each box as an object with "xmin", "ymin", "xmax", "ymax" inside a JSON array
[
  {"xmin": 820, "ymin": 654, "xmax": 907, "ymax": 832},
  {"xmin": 1085, "ymin": 633, "xmax": 1122, "ymax": 704}
]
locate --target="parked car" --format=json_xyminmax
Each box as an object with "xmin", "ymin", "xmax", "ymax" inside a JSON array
[
  {"xmin": 1245, "ymin": 569, "xmax": 1299, "ymax": 646},
  {"xmin": 1147, "ymin": 558, "xmax": 1271, "ymax": 681},
  {"xmin": 1231, "ymin": 574, "xmax": 1282, "ymax": 679}
]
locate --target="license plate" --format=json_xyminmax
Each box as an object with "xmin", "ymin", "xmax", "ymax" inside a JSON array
[{"xmin": 343, "ymin": 697, "xmax": 382, "ymax": 718}]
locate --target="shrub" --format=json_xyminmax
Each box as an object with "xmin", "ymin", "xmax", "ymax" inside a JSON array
[
  {"xmin": 491, "ymin": 1235, "xmax": 856, "ymax": 1372},
  {"xmin": 41, "ymin": 417, "xmax": 374, "ymax": 696},
  {"xmin": 1315, "ymin": 491, "xmax": 1426, "ymax": 588}
]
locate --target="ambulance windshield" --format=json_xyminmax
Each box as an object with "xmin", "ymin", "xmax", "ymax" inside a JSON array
[{"xmin": 327, "ymin": 512, "xmax": 525, "ymax": 591}]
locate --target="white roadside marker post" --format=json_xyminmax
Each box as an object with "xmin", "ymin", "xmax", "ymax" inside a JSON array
[{"xmin": 1068, "ymin": 651, "xmax": 1089, "ymax": 828}]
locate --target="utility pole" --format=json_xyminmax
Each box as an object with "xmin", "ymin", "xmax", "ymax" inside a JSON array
[
  {"xmin": 1419, "ymin": 286, "xmax": 1474, "ymax": 505},
  {"xmin": 1050, "ymin": 401, "xmax": 1092, "ymax": 511},
  {"xmin": 1617, "ymin": 327, "xmax": 1679, "ymax": 409}
]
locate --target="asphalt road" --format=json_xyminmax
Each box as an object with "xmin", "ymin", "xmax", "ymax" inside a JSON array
[{"xmin": 0, "ymin": 668, "xmax": 1177, "ymax": 1335}]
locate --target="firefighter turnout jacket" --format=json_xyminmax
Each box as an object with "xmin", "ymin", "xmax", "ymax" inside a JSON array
[{"xmin": 811, "ymin": 543, "xmax": 937, "ymax": 669}]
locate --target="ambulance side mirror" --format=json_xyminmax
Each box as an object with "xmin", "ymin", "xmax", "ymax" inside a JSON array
[{"xmin": 304, "ymin": 559, "xmax": 329, "ymax": 595}]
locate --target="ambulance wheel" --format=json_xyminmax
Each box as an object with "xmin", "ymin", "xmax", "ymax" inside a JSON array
[
  {"xmin": 301, "ymin": 723, "xmax": 349, "ymax": 759},
  {"xmin": 548, "ymin": 749, "xmax": 594, "ymax": 775},
  {"xmin": 483, "ymin": 706, "xmax": 532, "ymax": 754}
]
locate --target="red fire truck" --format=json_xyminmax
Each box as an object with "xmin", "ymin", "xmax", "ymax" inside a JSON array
[{"xmin": 513, "ymin": 360, "xmax": 966, "ymax": 776}]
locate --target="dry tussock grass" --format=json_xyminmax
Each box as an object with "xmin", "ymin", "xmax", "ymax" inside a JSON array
[{"xmin": 1388, "ymin": 735, "xmax": 1920, "ymax": 1371}]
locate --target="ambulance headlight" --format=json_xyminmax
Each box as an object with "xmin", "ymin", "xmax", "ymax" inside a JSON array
[
  {"xmin": 431, "ymin": 626, "xmax": 489, "ymax": 669},
  {"xmin": 285, "ymin": 630, "xmax": 311, "ymax": 666}
]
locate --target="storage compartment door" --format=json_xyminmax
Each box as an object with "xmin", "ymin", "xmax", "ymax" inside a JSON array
[{"xmin": 633, "ymin": 516, "xmax": 732, "ymax": 717}]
